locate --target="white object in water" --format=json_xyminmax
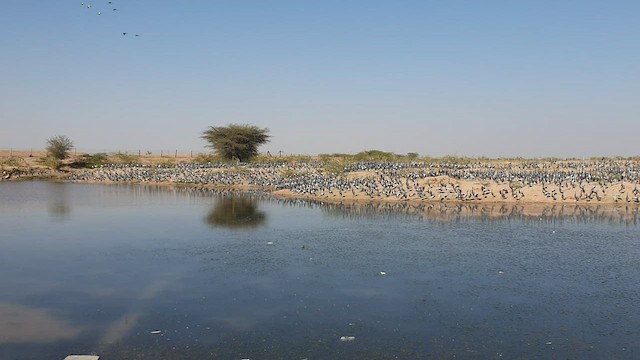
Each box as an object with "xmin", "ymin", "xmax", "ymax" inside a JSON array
[
  {"xmin": 340, "ymin": 336, "xmax": 356, "ymax": 342},
  {"xmin": 64, "ymin": 356, "xmax": 99, "ymax": 360},
  {"xmin": 379, "ymin": 271, "xmax": 387, "ymax": 276}
]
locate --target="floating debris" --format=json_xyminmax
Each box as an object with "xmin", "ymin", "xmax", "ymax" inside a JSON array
[
  {"xmin": 267, "ymin": 241, "xmax": 273, "ymax": 245},
  {"xmin": 150, "ymin": 330, "xmax": 161, "ymax": 334},
  {"xmin": 379, "ymin": 271, "xmax": 387, "ymax": 276},
  {"xmin": 340, "ymin": 336, "xmax": 356, "ymax": 342}
]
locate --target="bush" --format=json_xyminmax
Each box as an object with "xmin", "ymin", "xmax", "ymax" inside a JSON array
[
  {"xmin": 46, "ymin": 135, "xmax": 73, "ymax": 160},
  {"xmin": 42, "ymin": 156, "xmax": 63, "ymax": 170},
  {"xmin": 73, "ymin": 153, "xmax": 108, "ymax": 168},
  {"xmin": 192, "ymin": 153, "xmax": 225, "ymax": 163}
]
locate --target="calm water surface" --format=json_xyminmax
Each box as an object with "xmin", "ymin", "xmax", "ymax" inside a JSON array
[{"xmin": 0, "ymin": 181, "xmax": 639, "ymax": 359}]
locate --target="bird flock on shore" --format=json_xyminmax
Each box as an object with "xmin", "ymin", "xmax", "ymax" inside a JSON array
[{"xmin": 69, "ymin": 159, "xmax": 640, "ymax": 204}]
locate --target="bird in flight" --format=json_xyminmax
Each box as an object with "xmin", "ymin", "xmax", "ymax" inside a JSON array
[{"xmin": 79, "ymin": 1, "xmax": 143, "ymax": 38}]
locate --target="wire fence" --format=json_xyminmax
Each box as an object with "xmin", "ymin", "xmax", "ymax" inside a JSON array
[{"xmin": 0, "ymin": 148, "xmax": 209, "ymax": 159}]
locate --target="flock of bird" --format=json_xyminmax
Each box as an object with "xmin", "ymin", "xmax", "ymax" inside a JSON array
[
  {"xmin": 79, "ymin": 1, "xmax": 140, "ymax": 37},
  {"xmin": 69, "ymin": 159, "xmax": 640, "ymax": 204}
]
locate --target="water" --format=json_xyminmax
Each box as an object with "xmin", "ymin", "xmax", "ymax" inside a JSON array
[{"xmin": 0, "ymin": 181, "xmax": 639, "ymax": 359}]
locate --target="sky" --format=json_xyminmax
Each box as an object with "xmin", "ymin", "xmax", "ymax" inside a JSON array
[{"xmin": 1, "ymin": 0, "xmax": 639, "ymax": 158}]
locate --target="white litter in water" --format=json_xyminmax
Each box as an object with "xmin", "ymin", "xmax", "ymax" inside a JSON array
[
  {"xmin": 267, "ymin": 241, "xmax": 273, "ymax": 245},
  {"xmin": 340, "ymin": 336, "xmax": 356, "ymax": 342},
  {"xmin": 150, "ymin": 330, "xmax": 161, "ymax": 334},
  {"xmin": 379, "ymin": 271, "xmax": 387, "ymax": 276}
]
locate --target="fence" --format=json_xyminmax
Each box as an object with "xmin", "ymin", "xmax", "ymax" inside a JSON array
[{"xmin": 0, "ymin": 148, "xmax": 209, "ymax": 159}]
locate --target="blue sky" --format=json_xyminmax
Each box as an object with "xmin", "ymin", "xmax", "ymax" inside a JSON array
[{"xmin": 1, "ymin": 0, "xmax": 639, "ymax": 157}]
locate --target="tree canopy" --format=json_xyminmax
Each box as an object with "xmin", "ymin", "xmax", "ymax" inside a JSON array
[
  {"xmin": 46, "ymin": 135, "xmax": 74, "ymax": 160},
  {"xmin": 201, "ymin": 124, "xmax": 270, "ymax": 162}
]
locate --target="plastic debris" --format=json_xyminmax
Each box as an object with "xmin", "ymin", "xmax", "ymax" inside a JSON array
[
  {"xmin": 498, "ymin": 271, "xmax": 504, "ymax": 275},
  {"xmin": 267, "ymin": 241, "xmax": 274, "ymax": 245},
  {"xmin": 150, "ymin": 330, "xmax": 161, "ymax": 334},
  {"xmin": 340, "ymin": 336, "xmax": 356, "ymax": 342},
  {"xmin": 379, "ymin": 271, "xmax": 387, "ymax": 276}
]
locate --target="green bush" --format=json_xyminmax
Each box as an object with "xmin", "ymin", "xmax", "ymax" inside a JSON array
[
  {"xmin": 73, "ymin": 153, "xmax": 108, "ymax": 168},
  {"xmin": 42, "ymin": 156, "xmax": 62, "ymax": 170}
]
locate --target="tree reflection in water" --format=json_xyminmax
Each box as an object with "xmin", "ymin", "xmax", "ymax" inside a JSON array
[
  {"xmin": 47, "ymin": 182, "xmax": 71, "ymax": 221},
  {"xmin": 205, "ymin": 195, "xmax": 266, "ymax": 229}
]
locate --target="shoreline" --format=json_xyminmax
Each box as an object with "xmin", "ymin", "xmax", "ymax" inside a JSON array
[
  {"xmin": 2, "ymin": 152, "xmax": 640, "ymax": 206},
  {"xmin": 5, "ymin": 172, "xmax": 639, "ymax": 206}
]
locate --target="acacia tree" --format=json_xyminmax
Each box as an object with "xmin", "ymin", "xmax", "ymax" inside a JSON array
[
  {"xmin": 201, "ymin": 124, "xmax": 270, "ymax": 162},
  {"xmin": 46, "ymin": 135, "xmax": 74, "ymax": 160}
]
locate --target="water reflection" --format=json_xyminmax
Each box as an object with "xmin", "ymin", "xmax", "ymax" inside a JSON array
[
  {"xmin": 120, "ymin": 185, "xmax": 639, "ymax": 226},
  {"xmin": 47, "ymin": 182, "xmax": 70, "ymax": 221},
  {"xmin": 318, "ymin": 201, "xmax": 640, "ymax": 225},
  {"xmin": 204, "ymin": 195, "xmax": 267, "ymax": 229},
  {"xmin": 0, "ymin": 303, "xmax": 80, "ymax": 344},
  {"xmin": 172, "ymin": 186, "xmax": 640, "ymax": 226}
]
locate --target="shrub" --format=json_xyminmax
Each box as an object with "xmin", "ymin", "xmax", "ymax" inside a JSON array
[
  {"xmin": 43, "ymin": 156, "xmax": 63, "ymax": 170},
  {"xmin": 46, "ymin": 135, "xmax": 73, "ymax": 160},
  {"xmin": 73, "ymin": 153, "xmax": 108, "ymax": 168}
]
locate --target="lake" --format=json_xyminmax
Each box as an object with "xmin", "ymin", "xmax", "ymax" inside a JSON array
[{"xmin": 0, "ymin": 181, "xmax": 639, "ymax": 359}]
